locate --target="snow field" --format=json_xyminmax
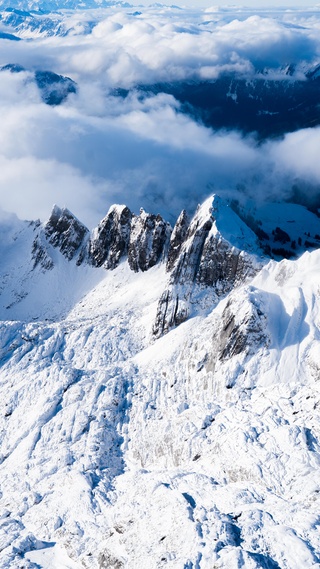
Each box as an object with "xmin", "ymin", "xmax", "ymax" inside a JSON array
[{"xmin": 0, "ymin": 214, "xmax": 320, "ymax": 567}]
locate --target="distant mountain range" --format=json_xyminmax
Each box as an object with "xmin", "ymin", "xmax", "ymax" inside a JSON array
[{"xmin": 0, "ymin": 0, "xmax": 130, "ymax": 10}]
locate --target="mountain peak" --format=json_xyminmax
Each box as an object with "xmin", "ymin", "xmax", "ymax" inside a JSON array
[
  {"xmin": 195, "ymin": 195, "xmax": 262, "ymax": 254},
  {"xmin": 44, "ymin": 205, "xmax": 89, "ymax": 261}
]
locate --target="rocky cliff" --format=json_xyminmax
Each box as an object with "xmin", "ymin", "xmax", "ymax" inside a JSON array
[
  {"xmin": 84, "ymin": 205, "xmax": 132, "ymax": 269},
  {"xmin": 153, "ymin": 196, "xmax": 264, "ymax": 337},
  {"xmin": 30, "ymin": 196, "xmax": 264, "ymax": 338}
]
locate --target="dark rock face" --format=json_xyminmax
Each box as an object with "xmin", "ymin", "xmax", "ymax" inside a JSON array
[
  {"xmin": 153, "ymin": 200, "xmax": 262, "ymax": 338},
  {"xmin": 197, "ymin": 236, "xmax": 257, "ymax": 290},
  {"xmin": 35, "ymin": 204, "xmax": 171, "ymax": 275},
  {"xmin": 166, "ymin": 209, "xmax": 190, "ymax": 272},
  {"xmin": 153, "ymin": 211, "xmax": 214, "ymax": 338},
  {"xmin": 170, "ymin": 217, "xmax": 213, "ymax": 285},
  {"xmin": 192, "ymin": 287, "xmax": 271, "ymax": 389},
  {"xmin": 153, "ymin": 287, "xmax": 188, "ymax": 338},
  {"xmin": 212, "ymin": 289, "xmax": 270, "ymax": 388},
  {"xmin": 82, "ymin": 206, "xmax": 170, "ymax": 272},
  {"xmin": 218, "ymin": 294, "xmax": 267, "ymax": 362},
  {"xmin": 34, "ymin": 70, "xmax": 77, "ymax": 105},
  {"xmin": 44, "ymin": 205, "xmax": 89, "ymax": 261},
  {"xmin": 88, "ymin": 205, "xmax": 132, "ymax": 269},
  {"xmin": 31, "ymin": 234, "xmax": 54, "ymax": 271},
  {"xmin": 128, "ymin": 209, "xmax": 171, "ymax": 273}
]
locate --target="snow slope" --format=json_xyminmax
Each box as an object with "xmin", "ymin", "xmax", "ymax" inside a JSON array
[
  {"xmin": 0, "ymin": 215, "xmax": 104, "ymax": 321},
  {"xmin": 0, "ymin": 199, "xmax": 320, "ymax": 568}
]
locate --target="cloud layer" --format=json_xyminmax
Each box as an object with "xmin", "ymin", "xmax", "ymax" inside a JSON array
[{"xmin": 0, "ymin": 4, "xmax": 320, "ymax": 227}]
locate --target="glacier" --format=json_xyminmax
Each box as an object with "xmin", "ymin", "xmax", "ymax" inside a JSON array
[{"xmin": 0, "ymin": 196, "xmax": 320, "ymax": 568}]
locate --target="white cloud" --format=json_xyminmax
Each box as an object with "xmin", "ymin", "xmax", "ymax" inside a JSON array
[
  {"xmin": 269, "ymin": 127, "xmax": 320, "ymax": 183},
  {"xmin": 0, "ymin": 155, "xmax": 109, "ymax": 227},
  {"xmin": 0, "ymin": 3, "xmax": 319, "ymax": 227}
]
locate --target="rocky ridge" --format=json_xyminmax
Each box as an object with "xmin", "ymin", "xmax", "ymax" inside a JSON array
[
  {"xmin": 153, "ymin": 197, "xmax": 264, "ymax": 337},
  {"xmin": 31, "ymin": 196, "xmax": 264, "ymax": 336},
  {"xmin": 30, "ymin": 195, "xmax": 320, "ymax": 338}
]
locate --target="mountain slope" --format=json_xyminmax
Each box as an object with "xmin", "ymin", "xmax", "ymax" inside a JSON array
[
  {"xmin": 115, "ymin": 62, "xmax": 320, "ymax": 139},
  {"xmin": 0, "ymin": 196, "xmax": 320, "ymax": 568}
]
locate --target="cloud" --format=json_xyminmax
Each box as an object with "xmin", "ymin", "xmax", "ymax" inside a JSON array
[
  {"xmin": 268, "ymin": 127, "xmax": 320, "ymax": 184},
  {"xmin": 0, "ymin": 4, "xmax": 319, "ymax": 228},
  {"xmin": 212, "ymin": 15, "xmax": 317, "ymax": 68},
  {"xmin": 5, "ymin": 5, "xmax": 320, "ymax": 86},
  {"xmin": 0, "ymin": 155, "xmax": 109, "ymax": 228}
]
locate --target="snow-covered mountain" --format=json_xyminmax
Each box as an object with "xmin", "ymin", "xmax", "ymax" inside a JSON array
[
  {"xmin": 0, "ymin": 0, "xmax": 128, "ymax": 12},
  {"xmin": 1, "ymin": 195, "xmax": 320, "ymax": 568}
]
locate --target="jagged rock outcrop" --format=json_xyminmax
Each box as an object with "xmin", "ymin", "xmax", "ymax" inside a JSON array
[
  {"xmin": 32, "ymin": 204, "xmax": 172, "ymax": 276},
  {"xmin": 153, "ymin": 211, "xmax": 213, "ymax": 338},
  {"xmin": 44, "ymin": 205, "xmax": 89, "ymax": 261},
  {"xmin": 31, "ymin": 233, "xmax": 54, "ymax": 271},
  {"xmin": 218, "ymin": 289, "xmax": 269, "ymax": 363},
  {"xmin": 197, "ymin": 235, "xmax": 258, "ymax": 289},
  {"xmin": 30, "ymin": 197, "xmax": 265, "ymax": 339},
  {"xmin": 153, "ymin": 196, "xmax": 264, "ymax": 338},
  {"xmin": 86, "ymin": 205, "xmax": 132, "ymax": 269},
  {"xmin": 128, "ymin": 209, "xmax": 172, "ymax": 273},
  {"xmin": 166, "ymin": 209, "xmax": 190, "ymax": 272},
  {"xmin": 195, "ymin": 286, "xmax": 271, "ymax": 389},
  {"xmin": 79, "ymin": 206, "xmax": 171, "ymax": 272}
]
